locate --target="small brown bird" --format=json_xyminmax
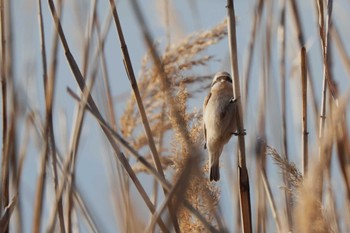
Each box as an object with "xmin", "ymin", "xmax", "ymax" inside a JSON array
[{"xmin": 203, "ymin": 72, "xmax": 237, "ymax": 181}]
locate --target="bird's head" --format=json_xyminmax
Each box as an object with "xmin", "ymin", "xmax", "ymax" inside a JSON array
[{"xmin": 211, "ymin": 71, "xmax": 232, "ymax": 88}]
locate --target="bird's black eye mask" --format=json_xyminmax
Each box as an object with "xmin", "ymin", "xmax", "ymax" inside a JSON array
[{"xmin": 211, "ymin": 76, "xmax": 232, "ymax": 87}]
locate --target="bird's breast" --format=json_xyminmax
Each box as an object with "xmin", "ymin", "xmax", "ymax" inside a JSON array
[{"xmin": 205, "ymin": 88, "xmax": 233, "ymax": 123}]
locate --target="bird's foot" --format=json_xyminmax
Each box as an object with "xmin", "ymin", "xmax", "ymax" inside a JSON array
[
  {"xmin": 204, "ymin": 143, "xmax": 207, "ymax": 150},
  {"xmin": 233, "ymin": 129, "xmax": 246, "ymax": 136},
  {"xmin": 229, "ymin": 96, "xmax": 241, "ymax": 104},
  {"xmin": 229, "ymin": 97, "xmax": 237, "ymax": 104}
]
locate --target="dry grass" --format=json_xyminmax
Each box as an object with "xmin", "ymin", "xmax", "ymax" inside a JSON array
[{"xmin": 1, "ymin": 0, "xmax": 350, "ymax": 233}]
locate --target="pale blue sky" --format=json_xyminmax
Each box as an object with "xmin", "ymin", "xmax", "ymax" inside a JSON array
[{"xmin": 4, "ymin": 0, "xmax": 350, "ymax": 232}]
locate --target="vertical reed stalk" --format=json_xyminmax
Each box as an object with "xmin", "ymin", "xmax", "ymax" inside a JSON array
[
  {"xmin": 31, "ymin": 96, "xmax": 50, "ymax": 233},
  {"xmin": 32, "ymin": 0, "xmax": 56, "ymax": 231},
  {"xmin": 227, "ymin": 0, "xmax": 252, "ymax": 232},
  {"xmin": 324, "ymin": 20, "xmax": 341, "ymax": 233},
  {"xmin": 316, "ymin": 0, "xmax": 334, "ymax": 140},
  {"xmin": 316, "ymin": 0, "xmax": 333, "ymax": 201},
  {"xmin": 47, "ymin": 0, "xmax": 66, "ymax": 231},
  {"xmin": 279, "ymin": 0, "xmax": 287, "ymax": 168},
  {"xmin": 317, "ymin": 0, "xmax": 327, "ymax": 142},
  {"xmin": 13, "ymin": 117, "xmax": 31, "ymax": 233},
  {"xmin": 5, "ymin": 0, "xmax": 18, "ymax": 230},
  {"xmin": 301, "ymin": 47, "xmax": 308, "ymax": 175},
  {"xmin": 289, "ymin": 0, "xmax": 319, "ymax": 131},
  {"xmin": 0, "ymin": 0, "xmax": 9, "ymax": 223}
]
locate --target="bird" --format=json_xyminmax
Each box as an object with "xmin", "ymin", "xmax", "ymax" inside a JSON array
[{"xmin": 203, "ymin": 71, "xmax": 237, "ymax": 181}]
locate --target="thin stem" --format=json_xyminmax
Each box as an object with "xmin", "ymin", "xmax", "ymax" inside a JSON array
[
  {"xmin": 32, "ymin": 0, "xmax": 52, "ymax": 230},
  {"xmin": 279, "ymin": 0, "xmax": 288, "ymax": 162},
  {"xmin": 31, "ymin": 116, "xmax": 50, "ymax": 233},
  {"xmin": 289, "ymin": 0, "xmax": 319, "ymax": 132},
  {"xmin": 227, "ymin": 0, "xmax": 252, "ymax": 232},
  {"xmin": 316, "ymin": 1, "xmax": 334, "ymax": 203},
  {"xmin": 47, "ymin": 0, "xmax": 65, "ymax": 231},
  {"xmin": 301, "ymin": 47, "xmax": 308, "ymax": 175},
  {"xmin": 6, "ymin": 0, "xmax": 18, "ymax": 230},
  {"xmin": 317, "ymin": 0, "xmax": 327, "ymax": 142},
  {"xmin": 0, "ymin": 0, "xmax": 9, "ymax": 219}
]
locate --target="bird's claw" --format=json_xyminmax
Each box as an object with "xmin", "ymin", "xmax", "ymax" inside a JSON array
[
  {"xmin": 233, "ymin": 129, "xmax": 246, "ymax": 136},
  {"xmin": 229, "ymin": 97, "xmax": 237, "ymax": 104}
]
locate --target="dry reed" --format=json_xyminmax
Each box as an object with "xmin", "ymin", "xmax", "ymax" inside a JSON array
[
  {"xmin": 2, "ymin": 1, "xmax": 350, "ymax": 233},
  {"xmin": 227, "ymin": 0, "xmax": 252, "ymax": 232},
  {"xmin": 301, "ymin": 47, "xmax": 308, "ymax": 175}
]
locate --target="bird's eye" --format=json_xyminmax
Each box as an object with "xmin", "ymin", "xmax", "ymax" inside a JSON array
[
  {"xmin": 219, "ymin": 76, "xmax": 232, "ymax": 83},
  {"xmin": 225, "ymin": 76, "xmax": 232, "ymax": 83},
  {"xmin": 211, "ymin": 75, "xmax": 232, "ymax": 87}
]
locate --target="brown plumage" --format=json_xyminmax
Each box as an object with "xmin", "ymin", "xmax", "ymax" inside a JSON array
[{"xmin": 203, "ymin": 72, "xmax": 237, "ymax": 181}]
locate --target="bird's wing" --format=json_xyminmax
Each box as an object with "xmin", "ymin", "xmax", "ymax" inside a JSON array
[
  {"xmin": 203, "ymin": 92, "xmax": 211, "ymax": 109},
  {"xmin": 203, "ymin": 92, "xmax": 211, "ymax": 149}
]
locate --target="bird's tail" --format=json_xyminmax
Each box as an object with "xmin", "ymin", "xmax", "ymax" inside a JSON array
[{"xmin": 210, "ymin": 162, "xmax": 220, "ymax": 181}]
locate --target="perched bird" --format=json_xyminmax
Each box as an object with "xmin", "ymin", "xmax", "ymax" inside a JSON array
[{"xmin": 203, "ymin": 71, "xmax": 237, "ymax": 181}]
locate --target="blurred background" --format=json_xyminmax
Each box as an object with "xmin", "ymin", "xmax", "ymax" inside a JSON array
[{"xmin": 1, "ymin": 0, "xmax": 350, "ymax": 232}]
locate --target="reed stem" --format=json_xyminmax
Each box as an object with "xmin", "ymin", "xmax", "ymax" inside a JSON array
[
  {"xmin": 227, "ymin": 1, "xmax": 252, "ymax": 232},
  {"xmin": 301, "ymin": 47, "xmax": 308, "ymax": 175}
]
